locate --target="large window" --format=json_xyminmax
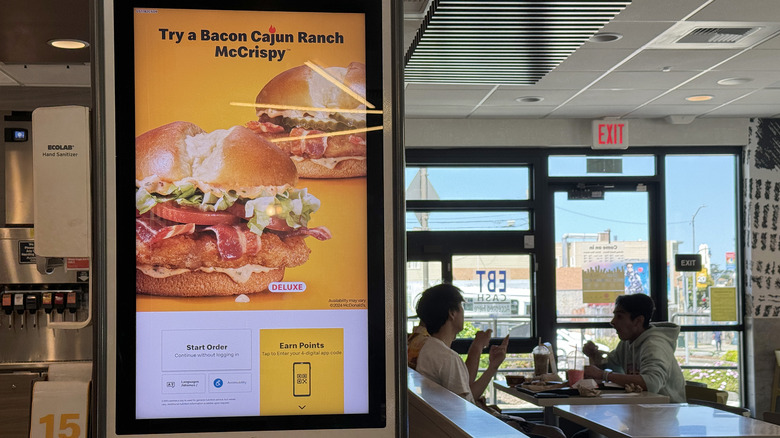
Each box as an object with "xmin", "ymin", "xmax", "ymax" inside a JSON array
[
  {"xmin": 664, "ymin": 155, "xmax": 741, "ymax": 402},
  {"xmin": 404, "ymin": 160, "xmax": 539, "ymax": 355},
  {"xmin": 405, "ymin": 148, "xmax": 745, "ymax": 407}
]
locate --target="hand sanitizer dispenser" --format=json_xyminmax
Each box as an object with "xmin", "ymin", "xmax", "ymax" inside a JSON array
[{"xmin": 31, "ymin": 106, "xmax": 91, "ymax": 329}]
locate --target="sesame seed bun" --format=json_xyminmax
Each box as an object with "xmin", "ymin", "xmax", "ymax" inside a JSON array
[{"xmin": 136, "ymin": 122, "xmax": 298, "ymax": 190}]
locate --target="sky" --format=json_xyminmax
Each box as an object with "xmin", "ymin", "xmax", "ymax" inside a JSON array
[{"xmin": 404, "ymin": 154, "xmax": 738, "ymax": 268}]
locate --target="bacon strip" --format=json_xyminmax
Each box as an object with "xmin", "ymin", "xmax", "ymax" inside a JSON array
[
  {"xmin": 204, "ymin": 224, "xmax": 263, "ymax": 260},
  {"xmin": 246, "ymin": 120, "xmax": 285, "ymax": 134},
  {"xmin": 136, "ymin": 216, "xmax": 196, "ymax": 245},
  {"xmin": 272, "ymin": 226, "xmax": 332, "ymax": 241},
  {"xmin": 289, "ymin": 127, "xmax": 328, "ymax": 158}
]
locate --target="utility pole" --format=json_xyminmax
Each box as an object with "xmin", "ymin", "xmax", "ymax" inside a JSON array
[{"xmin": 690, "ymin": 205, "xmax": 706, "ymax": 348}]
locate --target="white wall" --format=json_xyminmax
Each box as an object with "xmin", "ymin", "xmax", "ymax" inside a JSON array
[{"xmin": 405, "ymin": 118, "xmax": 749, "ymax": 148}]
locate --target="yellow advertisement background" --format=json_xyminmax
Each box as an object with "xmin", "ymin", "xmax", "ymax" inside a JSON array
[
  {"xmin": 259, "ymin": 328, "xmax": 344, "ymax": 415},
  {"xmin": 133, "ymin": 9, "xmax": 365, "ymax": 133},
  {"xmin": 133, "ymin": 9, "xmax": 368, "ymax": 311}
]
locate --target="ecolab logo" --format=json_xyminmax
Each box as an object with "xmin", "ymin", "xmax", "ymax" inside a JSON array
[
  {"xmin": 269, "ymin": 282, "xmax": 306, "ymax": 293},
  {"xmin": 48, "ymin": 144, "xmax": 75, "ymax": 150}
]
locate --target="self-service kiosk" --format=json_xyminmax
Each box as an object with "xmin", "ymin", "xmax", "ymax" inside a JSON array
[{"xmin": 99, "ymin": 0, "xmax": 404, "ymax": 437}]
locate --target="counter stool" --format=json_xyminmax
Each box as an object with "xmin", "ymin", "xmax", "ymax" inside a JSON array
[{"xmin": 772, "ymin": 350, "xmax": 780, "ymax": 412}]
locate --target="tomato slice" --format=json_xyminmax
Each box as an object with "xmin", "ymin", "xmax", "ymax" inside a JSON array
[{"xmin": 151, "ymin": 202, "xmax": 241, "ymax": 226}]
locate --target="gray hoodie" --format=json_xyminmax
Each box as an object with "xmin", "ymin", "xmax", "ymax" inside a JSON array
[{"xmin": 605, "ymin": 322, "xmax": 686, "ymax": 403}]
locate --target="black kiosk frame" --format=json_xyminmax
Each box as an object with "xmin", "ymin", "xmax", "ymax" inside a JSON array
[{"xmin": 106, "ymin": 0, "xmax": 394, "ymax": 435}]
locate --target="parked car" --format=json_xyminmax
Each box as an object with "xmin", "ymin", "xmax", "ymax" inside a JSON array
[{"xmin": 555, "ymin": 329, "xmax": 609, "ymax": 370}]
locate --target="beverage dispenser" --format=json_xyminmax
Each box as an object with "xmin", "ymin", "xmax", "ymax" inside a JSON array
[{"xmin": 0, "ymin": 107, "xmax": 91, "ymax": 438}]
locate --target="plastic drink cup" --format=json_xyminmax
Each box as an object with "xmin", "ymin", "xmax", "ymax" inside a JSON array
[
  {"xmin": 532, "ymin": 340, "xmax": 550, "ymax": 376},
  {"xmin": 566, "ymin": 351, "xmax": 585, "ymax": 385},
  {"xmin": 566, "ymin": 368, "xmax": 584, "ymax": 385},
  {"xmin": 533, "ymin": 353, "xmax": 550, "ymax": 376}
]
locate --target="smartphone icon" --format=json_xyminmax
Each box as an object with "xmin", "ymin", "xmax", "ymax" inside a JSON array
[{"xmin": 293, "ymin": 362, "xmax": 311, "ymax": 397}]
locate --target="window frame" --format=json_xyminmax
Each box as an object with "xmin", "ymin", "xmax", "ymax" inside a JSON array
[{"xmin": 405, "ymin": 147, "xmax": 745, "ymax": 377}]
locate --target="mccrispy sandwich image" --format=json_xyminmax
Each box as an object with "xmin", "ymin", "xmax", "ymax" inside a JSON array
[
  {"xmin": 135, "ymin": 121, "xmax": 331, "ymax": 296},
  {"xmin": 247, "ymin": 61, "xmax": 369, "ymax": 179}
]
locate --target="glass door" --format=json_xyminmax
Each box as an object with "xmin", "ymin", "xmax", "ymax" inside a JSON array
[
  {"xmin": 452, "ymin": 254, "xmax": 533, "ymax": 338},
  {"xmin": 553, "ymin": 187, "xmax": 650, "ymax": 324}
]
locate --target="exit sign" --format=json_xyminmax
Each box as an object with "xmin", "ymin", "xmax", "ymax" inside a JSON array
[
  {"xmin": 675, "ymin": 254, "xmax": 702, "ymax": 272},
  {"xmin": 592, "ymin": 119, "xmax": 629, "ymax": 149}
]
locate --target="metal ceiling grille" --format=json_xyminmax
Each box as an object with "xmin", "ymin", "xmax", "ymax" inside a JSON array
[
  {"xmin": 404, "ymin": 0, "xmax": 632, "ymax": 85},
  {"xmin": 677, "ymin": 27, "xmax": 758, "ymax": 44}
]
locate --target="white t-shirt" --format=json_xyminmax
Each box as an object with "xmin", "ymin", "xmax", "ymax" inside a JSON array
[{"xmin": 415, "ymin": 336, "xmax": 475, "ymax": 403}]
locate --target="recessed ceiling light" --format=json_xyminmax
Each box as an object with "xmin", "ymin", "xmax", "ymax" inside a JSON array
[
  {"xmin": 717, "ymin": 77, "xmax": 753, "ymax": 86},
  {"xmin": 685, "ymin": 95, "xmax": 714, "ymax": 102},
  {"xmin": 515, "ymin": 96, "xmax": 544, "ymax": 103},
  {"xmin": 48, "ymin": 39, "xmax": 89, "ymax": 50},
  {"xmin": 589, "ymin": 33, "xmax": 623, "ymax": 43}
]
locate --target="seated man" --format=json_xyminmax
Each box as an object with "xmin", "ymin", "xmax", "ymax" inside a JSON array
[
  {"xmin": 413, "ymin": 283, "xmax": 507, "ymax": 403},
  {"xmin": 411, "ymin": 284, "xmax": 566, "ymax": 438},
  {"xmin": 583, "ymin": 293, "xmax": 686, "ymax": 403}
]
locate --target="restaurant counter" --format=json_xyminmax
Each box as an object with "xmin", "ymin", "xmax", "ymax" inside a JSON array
[{"xmin": 407, "ymin": 367, "xmax": 525, "ymax": 438}]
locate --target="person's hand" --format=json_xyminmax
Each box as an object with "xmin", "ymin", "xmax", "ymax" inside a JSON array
[
  {"xmin": 582, "ymin": 341, "xmax": 597, "ymax": 357},
  {"xmin": 488, "ymin": 335, "xmax": 509, "ymax": 368},
  {"xmin": 624, "ymin": 383, "xmax": 642, "ymax": 393},
  {"xmin": 472, "ymin": 329, "xmax": 493, "ymax": 351},
  {"xmin": 583, "ymin": 365, "xmax": 602, "ymax": 380}
]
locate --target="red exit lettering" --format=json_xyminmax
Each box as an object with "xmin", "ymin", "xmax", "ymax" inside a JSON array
[{"xmin": 598, "ymin": 123, "xmax": 625, "ymax": 145}]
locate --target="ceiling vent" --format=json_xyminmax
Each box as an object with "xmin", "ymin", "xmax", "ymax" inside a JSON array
[
  {"xmin": 404, "ymin": 0, "xmax": 631, "ymax": 85},
  {"xmin": 649, "ymin": 21, "xmax": 780, "ymax": 49},
  {"xmin": 677, "ymin": 27, "xmax": 757, "ymax": 44}
]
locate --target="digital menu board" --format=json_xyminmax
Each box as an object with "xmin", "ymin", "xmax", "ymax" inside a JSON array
[{"xmin": 109, "ymin": 0, "xmax": 389, "ymax": 435}]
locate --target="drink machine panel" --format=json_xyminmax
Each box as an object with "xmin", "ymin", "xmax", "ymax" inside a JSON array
[{"xmin": 0, "ymin": 107, "xmax": 92, "ymax": 438}]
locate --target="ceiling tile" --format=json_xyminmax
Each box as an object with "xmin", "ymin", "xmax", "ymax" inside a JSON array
[
  {"xmin": 593, "ymin": 71, "xmax": 700, "ymax": 89},
  {"xmin": 553, "ymin": 48, "xmax": 637, "ymax": 72},
  {"xmin": 701, "ymin": 104, "xmax": 780, "ymax": 117},
  {"xmin": 616, "ymin": 49, "xmax": 741, "ymax": 72},
  {"xmin": 547, "ymin": 105, "xmax": 639, "ymax": 118},
  {"xmin": 567, "ymin": 89, "xmax": 667, "ymax": 106},
  {"xmin": 469, "ymin": 105, "xmax": 558, "ymax": 118},
  {"xmin": 481, "ymin": 87, "xmax": 577, "ymax": 106},
  {"xmin": 689, "ymin": 0, "xmax": 780, "ymax": 22},
  {"xmin": 730, "ymin": 89, "xmax": 780, "ymax": 105},
  {"xmin": 649, "ymin": 88, "xmax": 752, "ymax": 105},
  {"xmin": 611, "ymin": 0, "xmax": 710, "ymax": 22},
  {"xmin": 580, "ymin": 21, "xmax": 675, "ymax": 50},
  {"xmin": 405, "ymin": 105, "xmax": 476, "ymax": 118},
  {"xmin": 716, "ymin": 49, "xmax": 780, "ymax": 71},
  {"xmin": 678, "ymin": 70, "xmax": 780, "ymax": 90},
  {"xmin": 625, "ymin": 104, "xmax": 719, "ymax": 117},
  {"xmin": 404, "ymin": 19, "xmax": 422, "ymax": 52},
  {"xmin": 404, "ymin": 84, "xmax": 493, "ymax": 106},
  {"xmin": 533, "ymin": 71, "xmax": 606, "ymax": 90},
  {"xmin": 755, "ymin": 34, "xmax": 780, "ymax": 50}
]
